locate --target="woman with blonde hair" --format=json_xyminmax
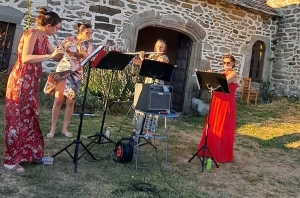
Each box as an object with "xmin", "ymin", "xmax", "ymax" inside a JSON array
[
  {"xmin": 132, "ymin": 39, "xmax": 169, "ymax": 136},
  {"xmin": 2, "ymin": 8, "xmax": 64, "ymax": 173}
]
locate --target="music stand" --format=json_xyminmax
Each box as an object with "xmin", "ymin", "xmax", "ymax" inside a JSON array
[
  {"xmin": 86, "ymin": 51, "xmax": 134, "ymax": 149},
  {"xmin": 188, "ymin": 71, "xmax": 229, "ymax": 172},
  {"xmin": 133, "ymin": 60, "xmax": 175, "ymax": 152},
  {"xmin": 139, "ymin": 59, "xmax": 175, "ymax": 82},
  {"xmin": 52, "ymin": 47, "xmax": 104, "ymax": 173}
]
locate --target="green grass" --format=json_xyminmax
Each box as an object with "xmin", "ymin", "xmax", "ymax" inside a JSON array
[{"xmin": 1, "ymin": 97, "xmax": 300, "ymax": 197}]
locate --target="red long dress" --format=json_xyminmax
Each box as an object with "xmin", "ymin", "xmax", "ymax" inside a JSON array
[
  {"xmin": 2, "ymin": 29, "xmax": 48, "ymax": 165},
  {"xmin": 197, "ymin": 73, "xmax": 238, "ymax": 163}
]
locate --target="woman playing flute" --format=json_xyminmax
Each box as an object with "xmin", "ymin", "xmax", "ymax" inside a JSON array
[
  {"xmin": 44, "ymin": 23, "xmax": 93, "ymax": 139},
  {"xmin": 131, "ymin": 38, "xmax": 169, "ymax": 138}
]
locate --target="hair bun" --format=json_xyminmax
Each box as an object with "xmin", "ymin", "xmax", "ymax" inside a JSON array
[
  {"xmin": 77, "ymin": 23, "xmax": 82, "ymax": 28},
  {"xmin": 38, "ymin": 7, "xmax": 47, "ymax": 15}
]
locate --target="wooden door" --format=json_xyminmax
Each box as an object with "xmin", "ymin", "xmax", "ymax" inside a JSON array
[
  {"xmin": 249, "ymin": 41, "xmax": 265, "ymax": 82},
  {"xmin": 170, "ymin": 35, "xmax": 192, "ymax": 112}
]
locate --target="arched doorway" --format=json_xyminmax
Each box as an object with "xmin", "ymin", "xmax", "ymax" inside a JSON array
[
  {"xmin": 135, "ymin": 27, "xmax": 192, "ymax": 112},
  {"xmin": 122, "ymin": 11, "xmax": 206, "ymax": 112},
  {"xmin": 250, "ymin": 41, "xmax": 266, "ymax": 82}
]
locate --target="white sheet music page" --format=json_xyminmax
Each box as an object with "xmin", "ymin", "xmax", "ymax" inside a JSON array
[{"xmin": 80, "ymin": 45, "xmax": 104, "ymax": 66}]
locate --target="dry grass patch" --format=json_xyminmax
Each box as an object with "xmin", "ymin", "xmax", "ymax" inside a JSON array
[{"xmin": 0, "ymin": 98, "xmax": 300, "ymax": 197}]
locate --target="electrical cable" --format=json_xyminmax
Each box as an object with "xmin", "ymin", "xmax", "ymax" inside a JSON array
[{"xmin": 154, "ymin": 140, "xmax": 184, "ymax": 198}]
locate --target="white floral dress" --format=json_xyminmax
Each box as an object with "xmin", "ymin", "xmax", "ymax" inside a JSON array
[{"xmin": 55, "ymin": 36, "xmax": 88, "ymax": 99}]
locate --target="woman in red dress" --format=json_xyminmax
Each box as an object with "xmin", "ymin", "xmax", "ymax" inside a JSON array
[
  {"xmin": 2, "ymin": 8, "xmax": 64, "ymax": 173},
  {"xmin": 197, "ymin": 54, "xmax": 238, "ymax": 163}
]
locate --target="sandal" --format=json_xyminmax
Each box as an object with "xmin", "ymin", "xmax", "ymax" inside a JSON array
[
  {"xmin": 46, "ymin": 133, "xmax": 55, "ymax": 139},
  {"xmin": 2, "ymin": 164, "xmax": 25, "ymax": 173},
  {"xmin": 62, "ymin": 132, "xmax": 73, "ymax": 138}
]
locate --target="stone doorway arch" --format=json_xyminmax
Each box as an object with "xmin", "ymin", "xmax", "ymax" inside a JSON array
[{"xmin": 121, "ymin": 11, "xmax": 206, "ymax": 112}]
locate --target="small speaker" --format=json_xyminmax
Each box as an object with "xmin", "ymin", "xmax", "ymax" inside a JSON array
[{"xmin": 133, "ymin": 83, "xmax": 172, "ymax": 111}]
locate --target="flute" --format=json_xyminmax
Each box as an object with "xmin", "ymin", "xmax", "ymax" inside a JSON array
[
  {"xmin": 212, "ymin": 67, "xmax": 233, "ymax": 73},
  {"xmin": 52, "ymin": 34, "xmax": 61, "ymax": 47},
  {"xmin": 124, "ymin": 52, "xmax": 163, "ymax": 55},
  {"xmin": 52, "ymin": 34, "xmax": 70, "ymax": 49},
  {"xmin": 52, "ymin": 34, "xmax": 91, "ymax": 48},
  {"xmin": 212, "ymin": 68, "xmax": 225, "ymax": 72}
]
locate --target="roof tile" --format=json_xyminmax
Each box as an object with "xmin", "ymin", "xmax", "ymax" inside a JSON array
[{"xmin": 221, "ymin": 0, "xmax": 281, "ymax": 16}]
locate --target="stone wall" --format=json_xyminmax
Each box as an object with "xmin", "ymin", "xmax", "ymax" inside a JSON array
[
  {"xmin": 271, "ymin": 4, "xmax": 300, "ymax": 97},
  {"xmin": 0, "ymin": 0, "xmax": 299, "ymax": 107},
  {"xmin": 0, "ymin": 1, "xmax": 276, "ymax": 71}
]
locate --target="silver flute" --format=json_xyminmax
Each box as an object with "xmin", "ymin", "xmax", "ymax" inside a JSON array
[
  {"xmin": 52, "ymin": 34, "xmax": 91, "ymax": 48},
  {"xmin": 124, "ymin": 52, "xmax": 163, "ymax": 55},
  {"xmin": 212, "ymin": 68, "xmax": 226, "ymax": 72}
]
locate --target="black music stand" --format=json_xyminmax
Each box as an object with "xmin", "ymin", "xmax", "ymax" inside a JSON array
[
  {"xmin": 188, "ymin": 71, "xmax": 229, "ymax": 172},
  {"xmin": 134, "ymin": 59, "xmax": 175, "ymax": 149},
  {"xmin": 86, "ymin": 51, "xmax": 134, "ymax": 149},
  {"xmin": 139, "ymin": 59, "xmax": 175, "ymax": 82},
  {"xmin": 52, "ymin": 48, "xmax": 104, "ymax": 173}
]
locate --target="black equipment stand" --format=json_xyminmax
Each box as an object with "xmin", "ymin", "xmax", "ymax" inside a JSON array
[
  {"xmin": 52, "ymin": 61, "xmax": 97, "ymax": 173},
  {"xmin": 86, "ymin": 51, "xmax": 134, "ymax": 149},
  {"xmin": 131, "ymin": 59, "xmax": 176, "ymax": 152},
  {"xmin": 139, "ymin": 59, "xmax": 175, "ymax": 82},
  {"xmin": 188, "ymin": 71, "xmax": 230, "ymax": 172}
]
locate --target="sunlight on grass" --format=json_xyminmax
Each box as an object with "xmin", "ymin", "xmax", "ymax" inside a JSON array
[
  {"xmin": 1, "ymin": 97, "xmax": 300, "ymax": 197},
  {"xmin": 285, "ymin": 140, "xmax": 300, "ymax": 148},
  {"xmin": 237, "ymin": 123, "xmax": 300, "ymax": 141}
]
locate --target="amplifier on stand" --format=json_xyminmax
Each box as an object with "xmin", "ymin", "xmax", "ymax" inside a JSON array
[{"xmin": 133, "ymin": 83, "xmax": 172, "ymax": 111}]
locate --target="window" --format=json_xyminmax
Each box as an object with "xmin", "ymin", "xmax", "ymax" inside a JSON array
[
  {"xmin": 0, "ymin": 21, "xmax": 16, "ymax": 72},
  {"xmin": 249, "ymin": 41, "xmax": 265, "ymax": 82}
]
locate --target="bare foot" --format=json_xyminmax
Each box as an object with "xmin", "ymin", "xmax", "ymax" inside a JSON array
[{"xmin": 2, "ymin": 164, "xmax": 25, "ymax": 173}]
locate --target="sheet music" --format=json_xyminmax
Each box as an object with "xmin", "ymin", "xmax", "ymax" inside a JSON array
[
  {"xmin": 193, "ymin": 69, "xmax": 201, "ymax": 90},
  {"xmin": 80, "ymin": 45, "xmax": 103, "ymax": 66}
]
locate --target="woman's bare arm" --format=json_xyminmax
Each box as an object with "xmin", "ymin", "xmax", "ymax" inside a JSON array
[
  {"xmin": 226, "ymin": 71, "xmax": 238, "ymax": 84},
  {"xmin": 22, "ymin": 32, "xmax": 55, "ymax": 64}
]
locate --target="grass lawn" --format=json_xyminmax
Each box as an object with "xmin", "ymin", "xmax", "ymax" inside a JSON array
[{"xmin": 0, "ymin": 97, "xmax": 300, "ymax": 198}]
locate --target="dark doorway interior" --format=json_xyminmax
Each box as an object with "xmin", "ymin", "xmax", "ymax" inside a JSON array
[
  {"xmin": 136, "ymin": 27, "xmax": 192, "ymax": 112},
  {"xmin": 249, "ymin": 40, "xmax": 265, "ymax": 82},
  {"xmin": 0, "ymin": 21, "xmax": 16, "ymax": 72}
]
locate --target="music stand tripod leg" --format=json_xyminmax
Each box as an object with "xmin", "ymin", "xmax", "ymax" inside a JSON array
[
  {"xmin": 86, "ymin": 69, "xmax": 116, "ymax": 148},
  {"xmin": 52, "ymin": 62, "xmax": 97, "ymax": 173},
  {"xmin": 188, "ymin": 126, "xmax": 219, "ymax": 172},
  {"xmin": 188, "ymin": 87, "xmax": 219, "ymax": 172}
]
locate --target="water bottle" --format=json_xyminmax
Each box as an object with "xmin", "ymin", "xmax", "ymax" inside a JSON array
[
  {"xmin": 131, "ymin": 129, "xmax": 137, "ymax": 140},
  {"xmin": 103, "ymin": 127, "xmax": 111, "ymax": 146},
  {"xmin": 131, "ymin": 129, "xmax": 138, "ymax": 144},
  {"xmin": 206, "ymin": 158, "xmax": 212, "ymax": 170},
  {"xmin": 144, "ymin": 132, "xmax": 151, "ymax": 140},
  {"xmin": 40, "ymin": 157, "xmax": 54, "ymax": 165}
]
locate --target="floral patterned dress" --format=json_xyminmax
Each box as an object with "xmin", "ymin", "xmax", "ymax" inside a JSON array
[
  {"xmin": 44, "ymin": 36, "xmax": 88, "ymax": 99},
  {"xmin": 3, "ymin": 29, "xmax": 47, "ymax": 165}
]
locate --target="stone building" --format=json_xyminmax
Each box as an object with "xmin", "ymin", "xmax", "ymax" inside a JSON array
[{"xmin": 0, "ymin": 0, "xmax": 299, "ymax": 112}]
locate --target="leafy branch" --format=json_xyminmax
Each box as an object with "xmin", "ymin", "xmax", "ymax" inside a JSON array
[{"xmin": 24, "ymin": 0, "xmax": 33, "ymax": 30}]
